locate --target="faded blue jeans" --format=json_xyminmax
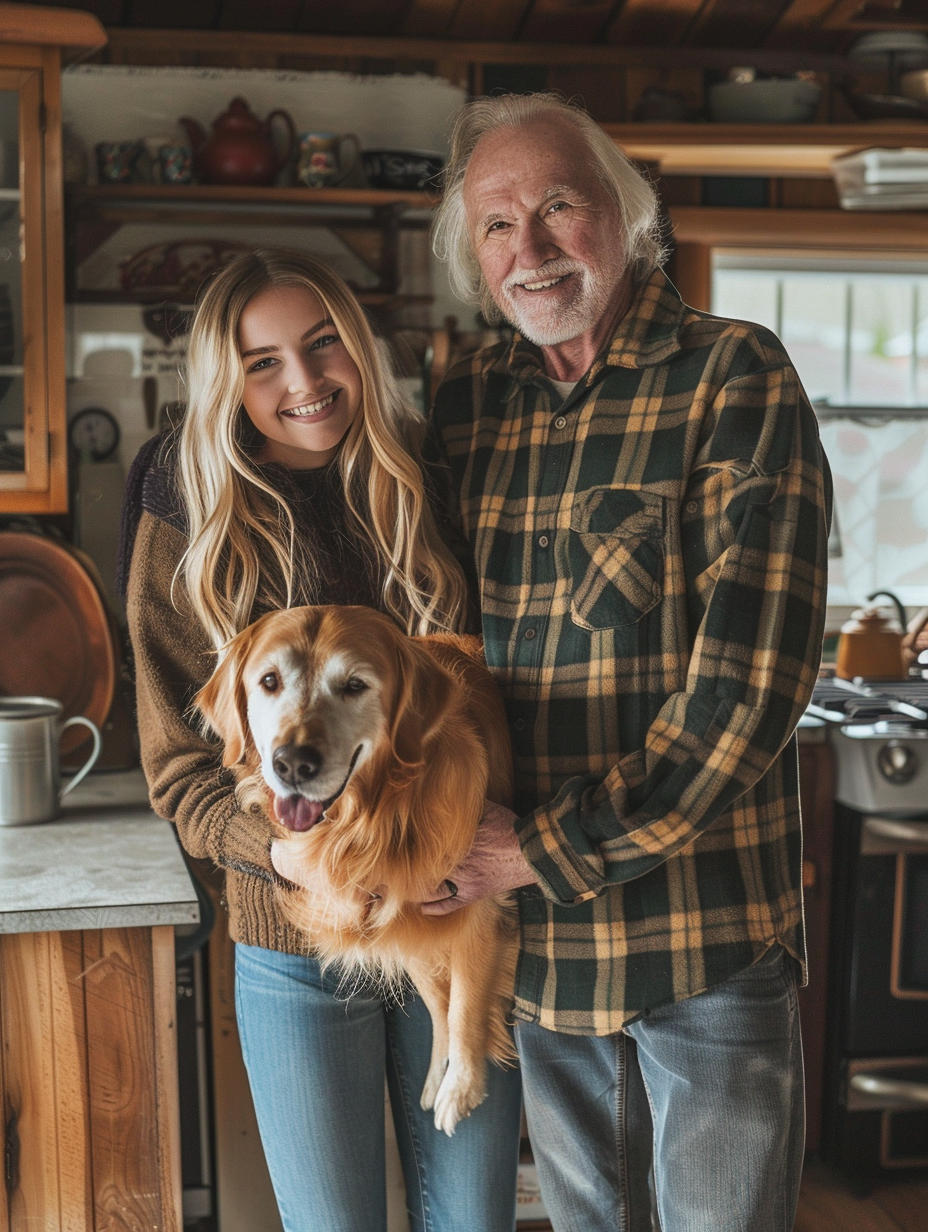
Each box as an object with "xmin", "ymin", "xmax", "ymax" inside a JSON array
[
  {"xmin": 515, "ymin": 945, "xmax": 805, "ymax": 1232},
  {"xmin": 234, "ymin": 943, "xmax": 522, "ymax": 1232}
]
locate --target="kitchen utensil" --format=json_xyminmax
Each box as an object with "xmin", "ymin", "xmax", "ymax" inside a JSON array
[
  {"xmin": 0, "ymin": 696, "xmax": 101, "ymax": 825},
  {"xmin": 707, "ymin": 78, "xmax": 822, "ymax": 124},
  {"xmin": 836, "ymin": 589, "xmax": 911, "ymax": 681},
  {"xmin": 179, "ymin": 97, "xmax": 295, "ymax": 187},
  {"xmin": 828, "ymin": 675, "xmax": 928, "ymax": 721},
  {"xmin": 295, "ymin": 131, "xmax": 361, "ymax": 188},
  {"xmin": 0, "ymin": 532, "xmax": 115, "ymax": 753},
  {"xmin": 360, "ymin": 149, "xmax": 444, "ymax": 191}
]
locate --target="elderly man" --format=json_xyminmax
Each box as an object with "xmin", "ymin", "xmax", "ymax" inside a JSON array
[{"xmin": 423, "ymin": 94, "xmax": 830, "ymax": 1232}]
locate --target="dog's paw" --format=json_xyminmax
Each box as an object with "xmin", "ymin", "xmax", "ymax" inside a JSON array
[
  {"xmin": 431, "ymin": 1066, "xmax": 487, "ymax": 1136},
  {"xmin": 420, "ymin": 1058, "xmax": 448, "ymax": 1111}
]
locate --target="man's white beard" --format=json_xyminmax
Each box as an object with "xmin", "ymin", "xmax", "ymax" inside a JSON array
[{"xmin": 498, "ymin": 253, "xmax": 626, "ymax": 347}]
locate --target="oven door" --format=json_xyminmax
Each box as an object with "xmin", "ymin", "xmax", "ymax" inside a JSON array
[{"xmin": 835, "ymin": 814, "xmax": 928, "ymax": 1057}]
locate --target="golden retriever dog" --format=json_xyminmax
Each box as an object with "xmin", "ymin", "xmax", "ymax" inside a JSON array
[{"xmin": 195, "ymin": 604, "xmax": 518, "ymax": 1134}]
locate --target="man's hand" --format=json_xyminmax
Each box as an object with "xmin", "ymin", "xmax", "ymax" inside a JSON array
[{"xmin": 419, "ymin": 799, "xmax": 540, "ymax": 915}]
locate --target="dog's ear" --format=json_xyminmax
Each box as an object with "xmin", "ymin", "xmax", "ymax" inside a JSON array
[
  {"xmin": 194, "ymin": 629, "xmax": 254, "ymax": 767},
  {"xmin": 389, "ymin": 638, "xmax": 456, "ymax": 767}
]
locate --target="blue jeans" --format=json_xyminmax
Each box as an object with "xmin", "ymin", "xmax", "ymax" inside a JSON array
[
  {"xmin": 234, "ymin": 943, "xmax": 522, "ymax": 1232},
  {"xmin": 515, "ymin": 945, "xmax": 805, "ymax": 1232}
]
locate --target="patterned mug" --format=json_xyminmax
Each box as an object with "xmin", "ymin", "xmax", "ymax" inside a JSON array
[
  {"xmin": 296, "ymin": 132, "xmax": 361, "ymax": 188},
  {"xmin": 95, "ymin": 140, "xmax": 145, "ymax": 184},
  {"xmin": 159, "ymin": 144, "xmax": 194, "ymax": 185}
]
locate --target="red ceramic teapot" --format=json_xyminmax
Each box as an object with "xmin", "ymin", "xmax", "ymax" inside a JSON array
[{"xmin": 179, "ymin": 97, "xmax": 295, "ymax": 186}]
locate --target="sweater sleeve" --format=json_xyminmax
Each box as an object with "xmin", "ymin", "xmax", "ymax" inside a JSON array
[{"xmin": 126, "ymin": 511, "xmax": 276, "ymax": 879}]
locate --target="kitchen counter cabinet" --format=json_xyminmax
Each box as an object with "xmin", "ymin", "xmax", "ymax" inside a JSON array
[{"xmin": 0, "ymin": 771, "xmax": 198, "ymax": 1232}]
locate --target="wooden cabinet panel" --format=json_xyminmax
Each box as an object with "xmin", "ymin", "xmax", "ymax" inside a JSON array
[{"xmin": 0, "ymin": 926, "xmax": 181, "ymax": 1232}]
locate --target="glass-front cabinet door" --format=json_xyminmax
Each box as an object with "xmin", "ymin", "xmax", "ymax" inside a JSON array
[{"xmin": 0, "ymin": 68, "xmax": 48, "ymax": 501}]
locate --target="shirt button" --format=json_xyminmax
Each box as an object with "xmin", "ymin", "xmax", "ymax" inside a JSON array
[
  {"xmin": 685, "ymin": 500, "xmax": 698, "ymax": 514},
  {"xmin": 524, "ymin": 628, "xmax": 536, "ymax": 640},
  {"xmin": 554, "ymin": 415, "xmax": 567, "ymax": 430},
  {"xmin": 538, "ymin": 534, "xmax": 549, "ymax": 548},
  {"xmin": 513, "ymin": 718, "xmax": 526, "ymax": 732}
]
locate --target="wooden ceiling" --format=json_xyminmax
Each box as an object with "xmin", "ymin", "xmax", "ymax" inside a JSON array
[{"xmin": 25, "ymin": 1, "xmax": 928, "ymax": 51}]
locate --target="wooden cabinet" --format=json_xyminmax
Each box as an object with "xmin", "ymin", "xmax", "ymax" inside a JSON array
[
  {"xmin": 0, "ymin": 926, "xmax": 182, "ymax": 1231},
  {"xmin": 0, "ymin": 5, "xmax": 104, "ymax": 515}
]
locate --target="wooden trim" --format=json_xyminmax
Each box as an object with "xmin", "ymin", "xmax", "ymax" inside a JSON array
[
  {"xmin": 0, "ymin": 5, "xmax": 105, "ymax": 60},
  {"xmin": 668, "ymin": 206, "xmax": 928, "ymax": 250},
  {"xmin": 671, "ymin": 242, "xmax": 711, "ymax": 311},
  {"xmin": 607, "ymin": 123, "xmax": 928, "ymax": 178},
  {"xmin": 42, "ymin": 45, "xmax": 67, "ymax": 514},
  {"xmin": 152, "ymin": 925, "xmax": 183, "ymax": 1232},
  {"xmin": 101, "ymin": 27, "xmax": 850, "ymax": 73}
]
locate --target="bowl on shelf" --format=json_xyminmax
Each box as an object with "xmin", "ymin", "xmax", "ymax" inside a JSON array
[
  {"xmin": 902, "ymin": 69, "xmax": 928, "ymax": 104},
  {"xmin": 841, "ymin": 87, "xmax": 928, "ymax": 121},
  {"xmin": 708, "ymin": 78, "xmax": 822, "ymax": 124},
  {"xmin": 360, "ymin": 149, "xmax": 444, "ymax": 191}
]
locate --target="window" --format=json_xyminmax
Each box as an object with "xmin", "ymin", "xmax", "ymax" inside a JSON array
[{"xmin": 712, "ymin": 250, "xmax": 928, "ymax": 608}]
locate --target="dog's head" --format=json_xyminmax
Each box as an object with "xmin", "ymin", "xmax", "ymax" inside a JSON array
[{"xmin": 195, "ymin": 605, "xmax": 455, "ymax": 833}]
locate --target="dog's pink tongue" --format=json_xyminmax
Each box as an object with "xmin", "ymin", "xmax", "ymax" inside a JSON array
[{"xmin": 274, "ymin": 795, "xmax": 324, "ymax": 832}]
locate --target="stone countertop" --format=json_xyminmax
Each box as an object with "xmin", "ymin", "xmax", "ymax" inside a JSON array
[{"xmin": 0, "ymin": 768, "xmax": 199, "ymax": 935}]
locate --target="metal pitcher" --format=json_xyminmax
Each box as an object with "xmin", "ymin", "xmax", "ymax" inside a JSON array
[{"xmin": 0, "ymin": 697, "xmax": 101, "ymax": 825}]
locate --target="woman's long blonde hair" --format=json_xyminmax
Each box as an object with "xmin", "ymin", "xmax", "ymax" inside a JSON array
[{"xmin": 176, "ymin": 248, "xmax": 467, "ymax": 648}]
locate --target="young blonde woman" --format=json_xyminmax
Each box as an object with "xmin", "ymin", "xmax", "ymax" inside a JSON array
[{"xmin": 119, "ymin": 248, "xmax": 522, "ymax": 1232}]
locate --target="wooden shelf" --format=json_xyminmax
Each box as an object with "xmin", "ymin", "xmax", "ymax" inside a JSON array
[
  {"xmin": 66, "ymin": 183, "xmax": 435, "ymax": 210},
  {"xmin": 66, "ymin": 183, "xmax": 436, "ymax": 308},
  {"xmin": 606, "ymin": 122, "xmax": 928, "ymax": 178}
]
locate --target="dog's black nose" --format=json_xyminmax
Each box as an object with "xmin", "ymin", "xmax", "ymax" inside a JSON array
[{"xmin": 272, "ymin": 744, "xmax": 323, "ymax": 788}]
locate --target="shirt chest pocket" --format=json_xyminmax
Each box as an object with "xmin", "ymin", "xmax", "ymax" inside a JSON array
[{"xmin": 567, "ymin": 487, "xmax": 665, "ymax": 631}]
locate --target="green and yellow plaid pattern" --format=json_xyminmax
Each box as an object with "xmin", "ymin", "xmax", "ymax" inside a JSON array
[{"xmin": 431, "ymin": 269, "xmax": 831, "ymax": 1034}]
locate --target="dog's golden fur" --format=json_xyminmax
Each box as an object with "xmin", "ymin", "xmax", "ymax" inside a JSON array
[{"xmin": 195, "ymin": 605, "xmax": 517, "ymax": 1134}]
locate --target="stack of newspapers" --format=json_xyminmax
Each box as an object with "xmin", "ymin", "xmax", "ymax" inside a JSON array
[{"xmin": 832, "ymin": 148, "xmax": 928, "ymax": 209}]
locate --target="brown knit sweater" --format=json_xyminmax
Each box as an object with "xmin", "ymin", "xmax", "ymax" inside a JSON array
[{"xmin": 125, "ymin": 448, "xmax": 388, "ymax": 952}]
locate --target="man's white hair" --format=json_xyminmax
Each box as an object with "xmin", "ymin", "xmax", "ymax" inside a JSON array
[{"xmin": 432, "ymin": 93, "xmax": 667, "ymax": 324}]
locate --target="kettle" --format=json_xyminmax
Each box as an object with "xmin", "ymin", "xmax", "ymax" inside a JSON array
[
  {"xmin": 179, "ymin": 97, "xmax": 295, "ymax": 186},
  {"xmin": 837, "ymin": 589, "xmax": 919, "ymax": 680}
]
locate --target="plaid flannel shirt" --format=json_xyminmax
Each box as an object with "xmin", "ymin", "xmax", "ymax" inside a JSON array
[{"xmin": 430, "ymin": 268, "xmax": 831, "ymax": 1035}]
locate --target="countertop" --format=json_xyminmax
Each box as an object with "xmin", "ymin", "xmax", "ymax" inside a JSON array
[{"xmin": 0, "ymin": 768, "xmax": 200, "ymax": 935}]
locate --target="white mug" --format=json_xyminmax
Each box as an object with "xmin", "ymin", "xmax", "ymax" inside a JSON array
[{"xmin": 0, "ymin": 696, "xmax": 101, "ymax": 825}]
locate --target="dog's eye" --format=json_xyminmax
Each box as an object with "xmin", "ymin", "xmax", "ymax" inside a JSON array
[
  {"xmin": 260, "ymin": 672, "xmax": 279, "ymax": 693},
  {"xmin": 344, "ymin": 677, "xmax": 368, "ymax": 695}
]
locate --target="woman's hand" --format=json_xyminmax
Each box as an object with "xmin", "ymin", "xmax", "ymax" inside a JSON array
[{"xmin": 419, "ymin": 799, "xmax": 540, "ymax": 915}]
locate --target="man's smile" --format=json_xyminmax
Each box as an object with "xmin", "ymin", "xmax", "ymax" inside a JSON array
[{"xmin": 518, "ymin": 273, "xmax": 572, "ymax": 293}]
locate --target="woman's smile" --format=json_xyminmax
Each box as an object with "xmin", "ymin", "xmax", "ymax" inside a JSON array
[{"xmin": 280, "ymin": 389, "xmax": 340, "ymax": 419}]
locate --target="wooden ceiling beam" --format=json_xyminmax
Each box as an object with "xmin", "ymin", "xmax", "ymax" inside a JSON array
[
  {"xmin": 764, "ymin": 0, "xmax": 848, "ymax": 50},
  {"xmin": 607, "ymin": 0, "xmax": 709, "ymax": 46},
  {"xmin": 685, "ymin": 0, "xmax": 795, "ymax": 48},
  {"xmin": 447, "ymin": 0, "xmax": 534, "ymax": 41},
  {"xmin": 101, "ymin": 26, "xmax": 851, "ymax": 70},
  {"xmin": 400, "ymin": 0, "xmax": 462, "ymax": 38},
  {"xmin": 518, "ymin": 0, "xmax": 621, "ymax": 44}
]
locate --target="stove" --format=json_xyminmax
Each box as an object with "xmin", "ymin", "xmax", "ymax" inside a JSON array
[
  {"xmin": 811, "ymin": 677, "xmax": 928, "ymax": 813},
  {"xmin": 811, "ymin": 675, "xmax": 928, "ymax": 1177}
]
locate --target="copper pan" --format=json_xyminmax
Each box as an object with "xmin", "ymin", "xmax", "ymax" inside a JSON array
[{"xmin": 0, "ymin": 531, "xmax": 115, "ymax": 753}]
